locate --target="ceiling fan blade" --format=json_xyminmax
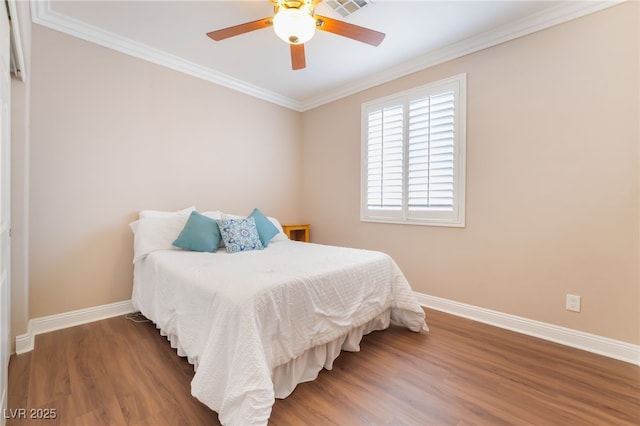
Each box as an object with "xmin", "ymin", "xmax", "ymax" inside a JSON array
[
  {"xmin": 290, "ymin": 43, "xmax": 306, "ymax": 70},
  {"xmin": 206, "ymin": 17, "xmax": 273, "ymax": 41},
  {"xmin": 314, "ymin": 15, "xmax": 385, "ymax": 46}
]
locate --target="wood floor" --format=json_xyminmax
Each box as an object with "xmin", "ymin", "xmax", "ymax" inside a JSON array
[{"xmin": 7, "ymin": 308, "xmax": 639, "ymax": 425}]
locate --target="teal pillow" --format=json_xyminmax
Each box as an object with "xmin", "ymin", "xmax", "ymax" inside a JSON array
[
  {"xmin": 172, "ymin": 210, "xmax": 221, "ymax": 252},
  {"xmin": 249, "ymin": 208, "xmax": 279, "ymax": 247},
  {"xmin": 217, "ymin": 217, "xmax": 264, "ymax": 253}
]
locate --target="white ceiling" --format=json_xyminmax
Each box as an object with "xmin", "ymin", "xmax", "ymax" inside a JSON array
[{"xmin": 33, "ymin": 0, "xmax": 619, "ymax": 111}]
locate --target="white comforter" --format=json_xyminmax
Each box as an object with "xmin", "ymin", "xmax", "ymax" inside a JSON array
[{"xmin": 132, "ymin": 240, "xmax": 427, "ymax": 425}]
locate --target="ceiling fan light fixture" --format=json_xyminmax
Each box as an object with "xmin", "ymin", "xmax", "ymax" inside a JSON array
[{"xmin": 273, "ymin": 7, "xmax": 316, "ymax": 44}]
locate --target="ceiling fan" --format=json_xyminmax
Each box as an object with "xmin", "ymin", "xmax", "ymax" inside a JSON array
[{"xmin": 206, "ymin": 0, "xmax": 385, "ymax": 70}]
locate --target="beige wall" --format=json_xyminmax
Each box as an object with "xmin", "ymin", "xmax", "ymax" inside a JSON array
[
  {"xmin": 20, "ymin": 3, "xmax": 639, "ymax": 346},
  {"xmin": 28, "ymin": 25, "xmax": 303, "ymax": 319},
  {"xmin": 301, "ymin": 2, "xmax": 639, "ymax": 344}
]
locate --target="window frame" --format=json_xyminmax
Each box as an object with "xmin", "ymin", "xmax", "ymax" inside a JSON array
[{"xmin": 360, "ymin": 73, "xmax": 467, "ymax": 227}]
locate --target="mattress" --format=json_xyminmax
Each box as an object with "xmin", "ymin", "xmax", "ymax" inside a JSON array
[{"xmin": 132, "ymin": 239, "xmax": 427, "ymax": 425}]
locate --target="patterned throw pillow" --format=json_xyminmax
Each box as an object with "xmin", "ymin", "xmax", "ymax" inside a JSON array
[{"xmin": 217, "ymin": 217, "xmax": 264, "ymax": 253}]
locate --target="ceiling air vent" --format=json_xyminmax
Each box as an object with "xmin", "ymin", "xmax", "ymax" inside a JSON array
[{"xmin": 324, "ymin": 0, "xmax": 373, "ymax": 18}]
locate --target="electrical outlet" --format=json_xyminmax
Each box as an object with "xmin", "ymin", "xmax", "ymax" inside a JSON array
[{"xmin": 566, "ymin": 294, "xmax": 581, "ymax": 312}]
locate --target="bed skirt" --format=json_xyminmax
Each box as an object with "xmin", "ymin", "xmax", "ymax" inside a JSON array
[
  {"xmin": 271, "ymin": 309, "xmax": 392, "ymax": 398},
  {"xmin": 155, "ymin": 308, "xmax": 393, "ymax": 402}
]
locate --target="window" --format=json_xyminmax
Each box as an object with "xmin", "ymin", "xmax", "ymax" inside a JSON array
[{"xmin": 361, "ymin": 74, "xmax": 466, "ymax": 227}]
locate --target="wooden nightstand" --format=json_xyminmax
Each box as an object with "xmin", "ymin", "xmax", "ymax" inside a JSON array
[{"xmin": 282, "ymin": 224, "xmax": 310, "ymax": 242}]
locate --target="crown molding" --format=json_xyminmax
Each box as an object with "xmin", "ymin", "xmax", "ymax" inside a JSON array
[
  {"xmin": 31, "ymin": 0, "xmax": 623, "ymax": 112},
  {"xmin": 300, "ymin": 0, "xmax": 625, "ymax": 110},
  {"xmin": 30, "ymin": 0, "xmax": 304, "ymax": 111}
]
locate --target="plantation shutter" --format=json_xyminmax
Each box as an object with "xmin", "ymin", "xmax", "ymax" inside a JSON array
[
  {"xmin": 361, "ymin": 73, "xmax": 465, "ymax": 227},
  {"xmin": 366, "ymin": 105, "xmax": 403, "ymax": 211},
  {"xmin": 407, "ymin": 91, "xmax": 455, "ymax": 213}
]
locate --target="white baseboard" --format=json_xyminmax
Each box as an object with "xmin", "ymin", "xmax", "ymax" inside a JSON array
[
  {"xmin": 14, "ymin": 300, "xmax": 134, "ymax": 354},
  {"xmin": 13, "ymin": 295, "xmax": 639, "ymax": 366},
  {"xmin": 416, "ymin": 292, "xmax": 640, "ymax": 366}
]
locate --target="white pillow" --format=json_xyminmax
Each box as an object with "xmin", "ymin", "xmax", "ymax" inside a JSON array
[
  {"xmin": 202, "ymin": 210, "xmax": 222, "ymax": 220},
  {"xmin": 131, "ymin": 209, "xmax": 194, "ymax": 263},
  {"xmin": 268, "ymin": 216, "xmax": 289, "ymax": 242},
  {"xmin": 220, "ymin": 212, "xmax": 243, "ymax": 220},
  {"xmin": 139, "ymin": 206, "xmax": 195, "ymax": 219}
]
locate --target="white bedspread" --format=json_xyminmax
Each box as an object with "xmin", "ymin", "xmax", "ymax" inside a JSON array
[{"xmin": 132, "ymin": 240, "xmax": 427, "ymax": 425}]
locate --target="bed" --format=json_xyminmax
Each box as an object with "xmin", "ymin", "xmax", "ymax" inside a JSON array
[{"xmin": 130, "ymin": 207, "xmax": 428, "ymax": 425}]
